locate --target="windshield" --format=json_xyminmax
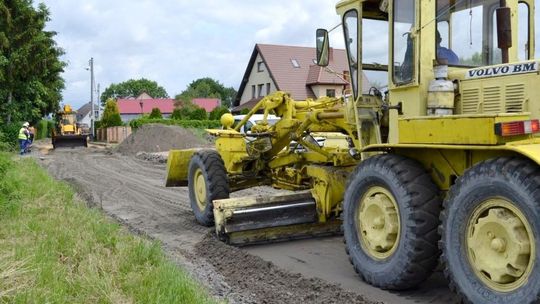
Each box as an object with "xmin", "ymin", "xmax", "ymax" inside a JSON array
[{"xmin": 62, "ymin": 114, "xmax": 76, "ymax": 125}]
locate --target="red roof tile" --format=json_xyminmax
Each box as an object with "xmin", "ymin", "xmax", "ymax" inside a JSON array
[
  {"xmin": 117, "ymin": 98, "xmax": 175, "ymax": 114},
  {"xmin": 192, "ymin": 98, "xmax": 220, "ymax": 112},
  {"xmin": 258, "ymin": 44, "xmax": 351, "ymax": 100}
]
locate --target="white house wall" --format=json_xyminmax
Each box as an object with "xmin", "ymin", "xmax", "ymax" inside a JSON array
[
  {"xmin": 240, "ymin": 53, "xmax": 276, "ymax": 105},
  {"xmin": 310, "ymin": 84, "xmax": 345, "ymax": 99}
]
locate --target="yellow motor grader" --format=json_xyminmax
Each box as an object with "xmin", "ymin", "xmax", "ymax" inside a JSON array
[
  {"xmin": 167, "ymin": 0, "xmax": 540, "ymax": 302},
  {"xmin": 52, "ymin": 104, "xmax": 88, "ymax": 149}
]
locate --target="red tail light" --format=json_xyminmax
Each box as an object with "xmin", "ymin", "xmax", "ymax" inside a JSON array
[{"xmin": 495, "ymin": 120, "xmax": 540, "ymax": 137}]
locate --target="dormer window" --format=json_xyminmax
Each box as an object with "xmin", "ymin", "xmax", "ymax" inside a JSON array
[{"xmin": 291, "ymin": 59, "xmax": 300, "ymax": 68}]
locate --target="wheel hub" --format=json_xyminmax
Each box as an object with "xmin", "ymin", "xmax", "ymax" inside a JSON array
[
  {"xmin": 358, "ymin": 187, "xmax": 400, "ymax": 260},
  {"xmin": 467, "ymin": 200, "xmax": 534, "ymax": 292},
  {"xmin": 194, "ymin": 168, "xmax": 207, "ymax": 210}
]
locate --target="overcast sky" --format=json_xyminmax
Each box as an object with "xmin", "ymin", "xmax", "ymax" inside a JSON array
[{"xmin": 41, "ymin": 0, "xmax": 356, "ymax": 109}]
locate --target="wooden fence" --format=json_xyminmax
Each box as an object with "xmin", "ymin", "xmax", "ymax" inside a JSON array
[{"xmin": 96, "ymin": 126, "xmax": 132, "ymax": 143}]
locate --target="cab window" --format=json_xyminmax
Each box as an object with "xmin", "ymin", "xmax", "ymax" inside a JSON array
[
  {"xmin": 436, "ymin": 0, "xmax": 500, "ymax": 66},
  {"xmin": 393, "ymin": 0, "xmax": 416, "ymax": 84},
  {"xmin": 343, "ymin": 10, "xmax": 359, "ymax": 97},
  {"xmin": 518, "ymin": 1, "xmax": 530, "ymax": 61}
]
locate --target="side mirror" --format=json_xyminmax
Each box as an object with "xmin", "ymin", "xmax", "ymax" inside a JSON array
[{"xmin": 316, "ymin": 29, "xmax": 330, "ymax": 67}]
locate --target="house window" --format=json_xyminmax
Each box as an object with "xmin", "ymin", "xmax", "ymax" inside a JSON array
[
  {"xmin": 257, "ymin": 61, "xmax": 265, "ymax": 72},
  {"xmin": 258, "ymin": 84, "xmax": 264, "ymax": 97},
  {"xmin": 291, "ymin": 59, "xmax": 300, "ymax": 68},
  {"xmin": 326, "ymin": 89, "xmax": 336, "ymax": 97},
  {"xmin": 252, "ymin": 85, "xmax": 256, "ymax": 98},
  {"xmin": 266, "ymin": 83, "xmax": 271, "ymax": 95}
]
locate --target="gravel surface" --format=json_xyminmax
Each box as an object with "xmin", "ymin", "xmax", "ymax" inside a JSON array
[
  {"xmin": 31, "ymin": 124, "xmax": 456, "ymax": 304},
  {"xmin": 34, "ymin": 144, "xmax": 379, "ymax": 304}
]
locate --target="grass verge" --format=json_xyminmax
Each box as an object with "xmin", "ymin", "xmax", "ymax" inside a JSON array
[{"xmin": 0, "ymin": 153, "xmax": 216, "ymax": 304}]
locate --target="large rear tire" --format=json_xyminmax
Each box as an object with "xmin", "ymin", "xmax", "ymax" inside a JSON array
[
  {"xmin": 343, "ymin": 154, "xmax": 441, "ymax": 290},
  {"xmin": 441, "ymin": 157, "xmax": 540, "ymax": 304},
  {"xmin": 188, "ymin": 150, "xmax": 229, "ymax": 226}
]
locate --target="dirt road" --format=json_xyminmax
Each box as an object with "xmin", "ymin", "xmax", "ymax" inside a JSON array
[{"xmin": 36, "ymin": 144, "xmax": 456, "ymax": 304}]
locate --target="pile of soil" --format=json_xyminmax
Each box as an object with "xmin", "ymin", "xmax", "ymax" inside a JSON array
[
  {"xmin": 195, "ymin": 233, "xmax": 378, "ymax": 304},
  {"xmin": 116, "ymin": 124, "xmax": 210, "ymax": 154}
]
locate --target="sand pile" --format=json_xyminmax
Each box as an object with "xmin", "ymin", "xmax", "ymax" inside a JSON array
[{"xmin": 116, "ymin": 124, "xmax": 210, "ymax": 154}]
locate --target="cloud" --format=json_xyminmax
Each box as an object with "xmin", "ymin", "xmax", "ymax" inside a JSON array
[{"xmin": 41, "ymin": 0, "xmax": 347, "ymax": 108}]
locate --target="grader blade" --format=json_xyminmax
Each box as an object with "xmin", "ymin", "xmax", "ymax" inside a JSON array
[
  {"xmin": 52, "ymin": 135, "xmax": 88, "ymax": 149},
  {"xmin": 213, "ymin": 191, "xmax": 342, "ymax": 245}
]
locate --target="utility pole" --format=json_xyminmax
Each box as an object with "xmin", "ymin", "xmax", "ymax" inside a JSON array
[
  {"xmin": 97, "ymin": 83, "xmax": 101, "ymax": 119},
  {"xmin": 89, "ymin": 57, "xmax": 95, "ymax": 139}
]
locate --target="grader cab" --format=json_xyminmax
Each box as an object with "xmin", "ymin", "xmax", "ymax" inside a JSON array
[{"xmin": 167, "ymin": 0, "xmax": 540, "ymax": 302}]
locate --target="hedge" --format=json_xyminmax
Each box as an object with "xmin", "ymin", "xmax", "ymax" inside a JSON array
[
  {"xmin": 35, "ymin": 119, "xmax": 54, "ymax": 140},
  {"xmin": 129, "ymin": 118, "xmax": 221, "ymax": 130}
]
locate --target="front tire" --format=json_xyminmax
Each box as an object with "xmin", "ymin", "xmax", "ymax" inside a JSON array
[
  {"xmin": 188, "ymin": 150, "xmax": 229, "ymax": 226},
  {"xmin": 343, "ymin": 154, "xmax": 441, "ymax": 290},
  {"xmin": 441, "ymin": 157, "xmax": 540, "ymax": 304}
]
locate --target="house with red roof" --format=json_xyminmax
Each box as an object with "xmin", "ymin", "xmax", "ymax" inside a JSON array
[
  {"xmin": 233, "ymin": 44, "xmax": 371, "ymax": 112},
  {"xmin": 117, "ymin": 94, "xmax": 175, "ymax": 122},
  {"xmin": 192, "ymin": 98, "xmax": 220, "ymax": 112}
]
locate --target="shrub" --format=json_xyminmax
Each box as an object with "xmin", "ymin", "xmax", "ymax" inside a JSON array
[
  {"xmin": 171, "ymin": 105, "xmax": 211, "ymax": 121},
  {"xmin": 240, "ymin": 108, "xmax": 250, "ymax": 115},
  {"xmin": 209, "ymin": 106, "xmax": 230, "ymax": 121},
  {"xmin": 47, "ymin": 120, "xmax": 55, "ymax": 137},
  {"xmin": 170, "ymin": 108, "xmax": 183, "ymax": 120},
  {"xmin": 0, "ymin": 131, "xmax": 12, "ymax": 152},
  {"xmin": 189, "ymin": 108, "xmax": 207, "ymax": 120},
  {"xmin": 148, "ymin": 108, "xmax": 163, "ymax": 119},
  {"xmin": 101, "ymin": 99, "xmax": 123, "ymax": 128},
  {"xmin": 0, "ymin": 123, "xmax": 21, "ymax": 151}
]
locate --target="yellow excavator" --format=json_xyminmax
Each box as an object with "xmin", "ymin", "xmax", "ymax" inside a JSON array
[
  {"xmin": 52, "ymin": 104, "xmax": 88, "ymax": 149},
  {"xmin": 167, "ymin": 0, "xmax": 540, "ymax": 302}
]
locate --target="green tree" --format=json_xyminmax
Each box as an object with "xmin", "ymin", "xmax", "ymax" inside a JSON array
[
  {"xmin": 100, "ymin": 78, "xmax": 169, "ymax": 104},
  {"xmin": 101, "ymin": 99, "xmax": 123, "ymax": 128},
  {"xmin": 0, "ymin": 1, "xmax": 66, "ymax": 124},
  {"xmin": 148, "ymin": 107, "xmax": 162, "ymax": 119},
  {"xmin": 175, "ymin": 77, "xmax": 237, "ymax": 108},
  {"xmin": 209, "ymin": 106, "xmax": 230, "ymax": 120}
]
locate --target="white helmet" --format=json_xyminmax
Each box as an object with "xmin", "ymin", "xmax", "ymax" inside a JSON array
[{"xmin": 23, "ymin": 122, "xmax": 29, "ymax": 127}]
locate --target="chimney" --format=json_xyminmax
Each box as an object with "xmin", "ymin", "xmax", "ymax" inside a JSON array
[{"xmin": 329, "ymin": 47, "xmax": 334, "ymax": 63}]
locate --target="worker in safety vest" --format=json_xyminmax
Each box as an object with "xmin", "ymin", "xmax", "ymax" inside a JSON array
[{"xmin": 18, "ymin": 122, "xmax": 30, "ymax": 155}]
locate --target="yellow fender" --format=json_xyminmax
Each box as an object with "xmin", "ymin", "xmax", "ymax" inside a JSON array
[
  {"xmin": 363, "ymin": 140, "xmax": 540, "ymax": 190},
  {"xmin": 504, "ymin": 141, "xmax": 540, "ymax": 165}
]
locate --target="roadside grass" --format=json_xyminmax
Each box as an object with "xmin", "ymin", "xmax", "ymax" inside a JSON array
[{"xmin": 0, "ymin": 153, "xmax": 215, "ymax": 304}]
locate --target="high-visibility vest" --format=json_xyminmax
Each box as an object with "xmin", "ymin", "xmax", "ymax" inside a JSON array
[{"xmin": 18, "ymin": 128, "xmax": 28, "ymax": 140}]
